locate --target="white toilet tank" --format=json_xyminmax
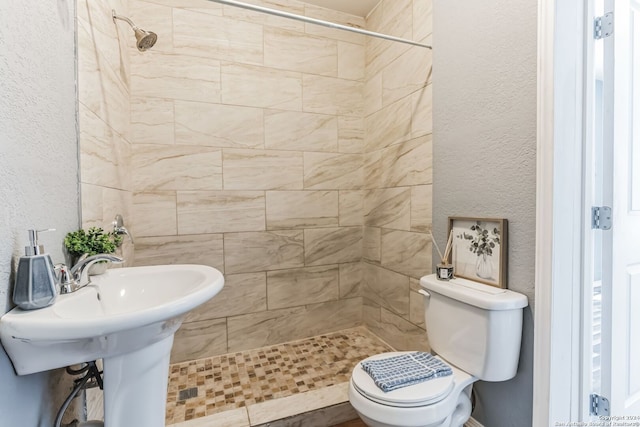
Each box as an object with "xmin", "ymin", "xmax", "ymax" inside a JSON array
[{"xmin": 419, "ymin": 274, "xmax": 528, "ymax": 382}]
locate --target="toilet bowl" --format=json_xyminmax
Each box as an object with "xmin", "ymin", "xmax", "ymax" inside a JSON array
[
  {"xmin": 349, "ymin": 352, "xmax": 475, "ymax": 427},
  {"xmin": 349, "ymin": 274, "xmax": 528, "ymax": 427}
]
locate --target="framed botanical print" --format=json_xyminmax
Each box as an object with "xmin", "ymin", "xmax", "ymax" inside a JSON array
[{"xmin": 448, "ymin": 217, "xmax": 508, "ymax": 288}]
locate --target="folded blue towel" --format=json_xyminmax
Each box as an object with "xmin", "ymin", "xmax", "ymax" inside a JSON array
[{"xmin": 360, "ymin": 352, "xmax": 453, "ymax": 392}]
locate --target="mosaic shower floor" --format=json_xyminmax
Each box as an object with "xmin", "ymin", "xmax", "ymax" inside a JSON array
[{"xmin": 165, "ymin": 327, "xmax": 393, "ymax": 426}]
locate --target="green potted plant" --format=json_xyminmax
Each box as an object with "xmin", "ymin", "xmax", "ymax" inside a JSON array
[{"xmin": 64, "ymin": 227, "xmax": 123, "ymax": 274}]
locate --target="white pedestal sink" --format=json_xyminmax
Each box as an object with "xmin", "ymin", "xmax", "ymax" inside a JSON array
[{"xmin": 0, "ymin": 264, "xmax": 224, "ymax": 427}]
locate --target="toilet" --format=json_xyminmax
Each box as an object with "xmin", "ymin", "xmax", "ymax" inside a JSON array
[{"xmin": 349, "ymin": 274, "xmax": 528, "ymax": 427}]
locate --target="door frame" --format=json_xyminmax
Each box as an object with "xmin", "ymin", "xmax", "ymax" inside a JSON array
[{"xmin": 534, "ymin": 0, "xmax": 589, "ymax": 424}]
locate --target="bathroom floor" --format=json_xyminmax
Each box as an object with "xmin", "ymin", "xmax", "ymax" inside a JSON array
[{"xmin": 165, "ymin": 327, "xmax": 392, "ymax": 426}]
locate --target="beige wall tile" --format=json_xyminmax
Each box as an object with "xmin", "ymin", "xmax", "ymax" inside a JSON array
[
  {"xmin": 409, "ymin": 277, "xmax": 422, "ymax": 292},
  {"xmin": 227, "ymin": 306, "xmax": 305, "ymax": 352},
  {"xmin": 363, "ymin": 226, "xmax": 381, "ymax": 263},
  {"xmin": 78, "ymin": 0, "xmax": 126, "ymax": 75},
  {"xmin": 306, "ymin": 297, "xmax": 362, "ymax": 336},
  {"xmin": 377, "ymin": 308, "xmax": 428, "ymax": 352},
  {"xmin": 80, "ymin": 183, "xmax": 104, "ymax": 229},
  {"xmin": 411, "ymin": 185, "xmax": 432, "ymax": 232},
  {"xmin": 365, "ymin": 96, "xmax": 412, "ymax": 152},
  {"xmin": 264, "ymin": 27, "xmax": 337, "ymax": 76},
  {"xmin": 132, "ymin": 144, "xmax": 222, "ymax": 191},
  {"xmin": 131, "ymin": 191, "xmax": 177, "ymax": 237},
  {"xmin": 221, "ymin": 63, "xmax": 302, "ymax": 111},
  {"xmin": 338, "ymin": 116, "xmax": 364, "ymax": 154},
  {"xmin": 79, "ymin": 104, "xmax": 131, "ymax": 191},
  {"xmin": 223, "ymin": 149, "xmax": 304, "ymax": 190},
  {"xmin": 224, "ymin": 230, "xmax": 304, "ymax": 273},
  {"xmin": 131, "ymin": 51, "xmax": 221, "ymax": 103},
  {"xmin": 409, "ymin": 290, "xmax": 426, "ymax": 327},
  {"xmin": 365, "ymin": 0, "xmax": 413, "ymax": 79},
  {"xmin": 130, "ymin": 0, "xmax": 174, "ymax": 54},
  {"xmin": 364, "ymin": 188, "xmax": 411, "ymax": 230},
  {"xmin": 382, "ymin": 43, "xmax": 432, "ymax": 106},
  {"xmin": 171, "ymin": 318, "xmax": 227, "ymax": 363},
  {"xmin": 304, "ymin": 227, "xmax": 362, "ymax": 266},
  {"xmin": 173, "ymin": 8, "xmax": 263, "ymax": 64},
  {"xmin": 339, "ymin": 262, "xmax": 362, "ymax": 298},
  {"xmin": 364, "ymin": 72, "xmax": 383, "ymax": 117},
  {"xmin": 339, "ymin": 191, "xmax": 363, "ymax": 226},
  {"xmin": 385, "ymin": 152, "xmax": 422, "ymax": 182},
  {"xmin": 302, "ymin": 75, "xmax": 363, "ymax": 116},
  {"xmin": 227, "ymin": 298, "xmax": 361, "ymax": 352},
  {"xmin": 78, "ymin": 23, "xmax": 130, "ymax": 137},
  {"xmin": 413, "ymin": 0, "xmax": 433, "ymax": 43},
  {"xmin": 130, "ymin": 97, "xmax": 175, "ymax": 145},
  {"xmin": 186, "ymin": 272, "xmax": 266, "ymax": 322},
  {"xmin": 164, "ymin": 0, "xmax": 223, "ymax": 14},
  {"xmin": 362, "ymin": 263, "xmax": 409, "ymax": 316},
  {"xmin": 381, "ymin": 0, "xmax": 413, "ymax": 31},
  {"xmin": 379, "ymin": 135, "xmax": 432, "ymax": 187},
  {"xmin": 411, "ymin": 83, "xmax": 433, "ymax": 138},
  {"xmin": 266, "ymin": 191, "xmax": 338, "ymax": 229},
  {"xmin": 175, "ymin": 100, "xmax": 264, "ymax": 149},
  {"xmin": 177, "ymin": 191, "xmax": 265, "ymax": 234},
  {"xmin": 133, "ymin": 234, "xmax": 224, "ymax": 270},
  {"xmin": 338, "ymin": 41, "xmax": 365, "ymax": 81},
  {"xmin": 363, "ymin": 297, "xmax": 382, "ymax": 333},
  {"xmin": 81, "ymin": 185, "xmax": 132, "ymax": 233},
  {"xmin": 223, "ymin": 0, "xmax": 304, "ymax": 32},
  {"xmin": 264, "ymin": 110, "xmax": 337, "ymax": 152},
  {"xmin": 363, "ymin": 150, "xmax": 383, "ymax": 190},
  {"xmin": 303, "ymin": 5, "xmax": 366, "ymax": 44},
  {"xmin": 304, "ymin": 153, "xmax": 363, "ymax": 190},
  {"xmin": 365, "ymin": 30, "xmax": 409, "ymax": 81},
  {"xmin": 380, "ymin": 229, "xmax": 432, "ymax": 279},
  {"xmin": 267, "ymin": 265, "xmax": 339, "ymax": 309}
]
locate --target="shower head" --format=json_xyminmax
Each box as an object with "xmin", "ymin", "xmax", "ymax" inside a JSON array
[
  {"xmin": 133, "ymin": 27, "xmax": 158, "ymax": 52},
  {"xmin": 112, "ymin": 10, "xmax": 157, "ymax": 52}
]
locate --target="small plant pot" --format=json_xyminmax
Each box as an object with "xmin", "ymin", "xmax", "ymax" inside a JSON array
[{"xmin": 88, "ymin": 262, "xmax": 109, "ymax": 276}]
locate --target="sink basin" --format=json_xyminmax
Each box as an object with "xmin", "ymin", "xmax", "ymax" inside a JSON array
[{"xmin": 0, "ymin": 264, "xmax": 224, "ymax": 427}]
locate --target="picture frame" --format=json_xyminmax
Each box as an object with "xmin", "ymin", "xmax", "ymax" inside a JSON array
[{"xmin": 447, "ymin": 217, "xmax": 508, "ymax": 288}]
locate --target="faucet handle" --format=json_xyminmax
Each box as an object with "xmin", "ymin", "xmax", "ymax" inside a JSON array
[
  {"xmin": 112, "ymin": 214, "xmax": 134, "ymax": 245},
  {"xmin": 54, "ymin": 263, "xmax": 78, "ymax": 294}
]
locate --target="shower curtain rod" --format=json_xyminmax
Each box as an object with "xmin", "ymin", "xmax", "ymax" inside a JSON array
[{"xmin": 206, "ymin": 0, "xmax": 433, "ymax": 49}]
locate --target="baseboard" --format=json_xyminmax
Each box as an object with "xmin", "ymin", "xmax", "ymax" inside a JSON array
[{"xmin": 465, "ymin": 417, "xmax": 485, "ymax": 427}]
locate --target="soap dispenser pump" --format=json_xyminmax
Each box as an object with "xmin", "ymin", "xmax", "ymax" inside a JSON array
[{"xmin": 13, "ymin": 229, "xmax": 58, "ymax": 310}]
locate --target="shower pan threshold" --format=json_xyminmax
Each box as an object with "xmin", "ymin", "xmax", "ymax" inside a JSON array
[{"xmin": 165, "ymin": 327, "xmax": 393, "ymax": 427}]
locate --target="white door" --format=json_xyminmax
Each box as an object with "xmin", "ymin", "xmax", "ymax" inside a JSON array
[{"xmin": 600, "ymin": 0, "xmax": 640, "ymax": 416}]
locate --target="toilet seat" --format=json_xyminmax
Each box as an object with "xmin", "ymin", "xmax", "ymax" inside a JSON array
[{"xmin": 352, "ymin": 352, "xmax": 455, "ymax": 408}]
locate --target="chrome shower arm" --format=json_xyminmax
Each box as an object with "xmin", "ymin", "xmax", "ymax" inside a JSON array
[{"xmin": 112, "ymin": 10, "xmax": 138, "ymax": 30}]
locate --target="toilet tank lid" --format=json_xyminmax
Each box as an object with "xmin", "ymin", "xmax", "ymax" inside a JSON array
[{"xmin": 419, "ymin": 274, "xmax": 529, "ymax": 310}]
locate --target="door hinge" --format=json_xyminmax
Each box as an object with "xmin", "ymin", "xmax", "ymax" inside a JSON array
[
  {"xmin": 592, "ymin": 206, "xmax": 612, "ymax": 230},
  {"xmin": 590, "ymin": 394, "xmax": 610, "ymax": 416},
  {"xmin": 594, "ymin": 12, "xmax": 614, "ymax": 39}
]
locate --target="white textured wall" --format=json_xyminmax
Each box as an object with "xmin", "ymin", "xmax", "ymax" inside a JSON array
[
  {"xmin": 0, "ymin": 0, "xmax": 79, "ymax": 425},
  {"xmin": 432, "ymin": 0, "xmax": 537, "ymax": 425}
]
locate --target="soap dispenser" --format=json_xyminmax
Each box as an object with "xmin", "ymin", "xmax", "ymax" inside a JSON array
[{"xmin": 13, "ymin": 229, "xmax": 58, "ymax": 310}]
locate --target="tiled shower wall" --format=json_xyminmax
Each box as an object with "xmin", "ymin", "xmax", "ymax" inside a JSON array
[
  {"xmin": 78, "ymin": 0, "xmax": 135, "ymax": 263},
  {"xmin": 126, "ymin": 0, "xmax": 367, "ymax": 362},
  {"xmin": 362, "ymin": 0, "xmax": 433, "ymax": 351},
  {"xmin": 78, "ymin": 0, "xmax": 434, "ymax": 363}
]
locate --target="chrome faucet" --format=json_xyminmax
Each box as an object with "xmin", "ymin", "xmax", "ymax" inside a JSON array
[
  {"xmin": 112, "ymin": 214, "xmax": 134, "ymax": 245},
  {"xmin": 57, "ymin": 254, "xmax": 124, "ymax": 294}
]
